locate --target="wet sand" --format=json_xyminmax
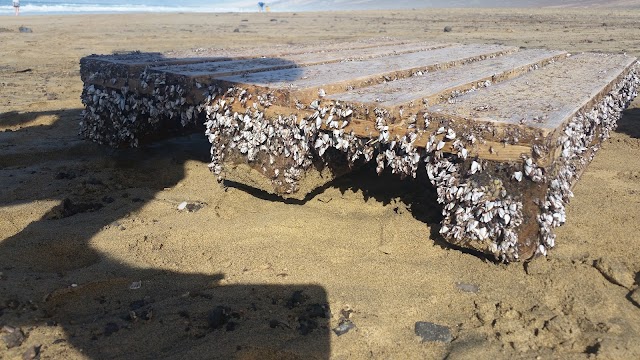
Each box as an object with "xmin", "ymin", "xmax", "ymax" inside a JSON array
[{"xmin": 1, "ymin": 8, "xmax": 640, "ymax": 359}]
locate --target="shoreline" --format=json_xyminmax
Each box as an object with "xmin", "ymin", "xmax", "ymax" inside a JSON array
[{"xmin": 1, "ymin": 4, "xmax": 640, "ymax": 17}]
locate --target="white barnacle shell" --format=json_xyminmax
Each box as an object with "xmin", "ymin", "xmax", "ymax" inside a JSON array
[
  {"xmin": 471, "ymin": 191, "xmax": 484, "ymax": 203},
  {"xmin": 325, "ymin": 114, "xmax": 334, "ymax": 126},
  {"xmin": 467, "ymin": 134, "xmax": 476, "ymax": 144},
  {"xmin": 445, "ymin": 128, "xmax": 456, "ymax": 140},
  {"xmin": 485, "ymin": 201, "xmax": 495, "ymax": 211},
  {"xmin": 436, "ymin": 140, "xmax": 446, "ymax": 151},
  {"xmin": 423, "ymin": 112, "xmax": 431, "ymax": 127},
  {"xmin": 537, "ymin": 244, "xmax": 547, "ymax": 256},
  {"xmin": 318, "ymin": 88, "xmax": 326, "ymax": 97},
  {"xmin": 470, "ymin": 160, "xmax": 481, "ymax": 174},
  {"xmin": 513, "ymin": 171, "xmax": 523, "ymax": 182},
  {"xmin": 503, "ymin": 213, "xmax": 511, "ymax": 225},
  {"xmin": 458, "ymin": 147, "xmax": 468, "ymax": 160},
  {"xmin": 524, "ymin": 164, "xmax": 533, "ymax": 177}
]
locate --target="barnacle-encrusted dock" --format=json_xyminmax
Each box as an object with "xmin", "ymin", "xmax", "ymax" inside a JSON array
[{"xmin": 80, "ymin": 40, "xmax": 639, "ymax": 262}]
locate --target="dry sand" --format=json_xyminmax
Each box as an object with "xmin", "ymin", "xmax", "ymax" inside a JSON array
[{"xmin": 1, "ymin": 8, "xmax": 640, "ymax": 360}]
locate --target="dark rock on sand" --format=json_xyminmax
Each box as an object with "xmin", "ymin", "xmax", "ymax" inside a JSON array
[
  {"xmin": 22, "ymin": 344, "xmax": 41, "ymax": 360},
  {"xmin": 285, "ymin": 290, "xmax": 308, "ymax": 309},
  {"xmin": 415, "ymin": 321, "xmax": 453, "ymax": 343},
  {"xmin": 208, "ymin": 306, "xmax": 231, "ymax": 330},
  {"xmin": 46, "ymin": 198, "xmax": 103, "ymax": 219},
  {"xmin": 306, "ymin": 303, "xmax": 329, "ymax": 318},
  {"xmin": 297, "ymin": 316, "xmax": 318, "ymax": 335},
  {"xmin": 333, "ymin": 319, "xmax": 355, "ymax": 336},
  {"xmin": 1, "ymin": 326, "xmax": 26, "ymax": 349}
]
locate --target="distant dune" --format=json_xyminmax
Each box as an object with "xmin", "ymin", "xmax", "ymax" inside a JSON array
[{"xmin": 262, "ymin": 0, "xmax": 640, "ymax": 11}]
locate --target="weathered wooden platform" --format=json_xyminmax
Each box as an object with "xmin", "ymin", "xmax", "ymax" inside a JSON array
[{"xmin": 79, "ymin": 40, "xmax": 639, "ymax": 262}]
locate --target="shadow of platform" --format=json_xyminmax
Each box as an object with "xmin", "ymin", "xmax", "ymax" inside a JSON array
[
  {"xmin": 616, "ymin": 106, "xmax": 640, "ymax": 139},
  {"xmin": 0, "ymin": 48, "xmax": 328, "ymax": 358},
  {"xmin": 224, "ymin": 160, "xmax": 495, "ymax": 262},
  {"xmin": 40, "ymin": 275, "xmax": 330, "ymax": 359},
  {"xmin": 0, "ymin": 123, "xmax": 331, "ymax": 358}
]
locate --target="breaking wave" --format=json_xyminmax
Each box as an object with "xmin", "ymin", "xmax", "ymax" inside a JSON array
[{"xmin": 0, "ymin": 3, "xmax": 251, "ymax": 15}]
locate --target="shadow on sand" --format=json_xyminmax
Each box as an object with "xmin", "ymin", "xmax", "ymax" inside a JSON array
[
  {"xmin": 0, "ymin": 52, "xmax": 333, "ymax": 359},
  {"xmin": 0, "ymin": 111, "xmax": 331, "ymax": 359},
  {"xmin": 616, "ymin": 106, "xmax": 640, "ymax": 139}
]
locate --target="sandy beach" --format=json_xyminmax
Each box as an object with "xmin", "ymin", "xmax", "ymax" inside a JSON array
[{"xmin": 1, "ymin": 8, "xmax": 640, "ymax": 359}]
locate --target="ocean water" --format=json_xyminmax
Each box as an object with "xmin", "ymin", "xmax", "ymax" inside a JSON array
[
  {"xmin": 0, "ymin": 0, "xmax": 261, "ymax": 15},
  {"xmin": 0, "ymin": 0, "xmax": 628, "ymax": 16}
]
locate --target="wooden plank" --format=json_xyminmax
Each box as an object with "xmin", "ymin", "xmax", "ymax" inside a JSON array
[
  {"xmin": 80, "ymin": 39, "xmax": 426, "ymax": 85},
  {"xmin": 84, "ymin": 43, "xmax": 517, "ymax": 108},
  {"xmin": 156, "ymin": 42, "xmax": 453, "ymax": 77},
  {"xmin": 329, "ymin": 49, "xmax": 567, "ymax": 109},
  {"xmin": 429, "ymin": 53, "xmax": 637, "ymax": 134},
  {"xmin": 214, "ymin": 44, "xmax": 518, "ymax": 97},
  {"xmin": 81, "ymin": 39, "xmax": 432, "ymax": 81}
]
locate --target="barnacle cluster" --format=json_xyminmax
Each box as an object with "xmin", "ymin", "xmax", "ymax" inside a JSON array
[
  {"xmin": 534, "ymin": 63, "xmax": 639, "ymax": 256},
  {"xmin": 204, "ymin": 87, "xmax": 422, "ymax": 195},
  {"xmin": 80, "ymin": 71, "xmax": 198, "ymax": 147}
]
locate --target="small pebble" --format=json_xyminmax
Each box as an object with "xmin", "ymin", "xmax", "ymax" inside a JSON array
[
  {"xmin": 444, "ymin": 26, "xmax": 453, "ymax": 32},
  {"xmin": 208, "ymin": 306, "xmax": 230, "ymax": 329},
  {"xmin": 286, "ymin": 290, "xmax": 308, "ymax": 309},
  {"xmin": 129, "ymin": 281, "xmax": 142, "ymax": 290},
  {"xmin": 22, "ymin": 344, "xmax": 41, "ymax": 360},
  {"xmin": 456, "ymin": 282, "xmax": 480, "ymax": 293},
  {"xmin": 297, "ymin": 316, "xmax": 318, "ymax": 335},
  {"xmin": 333, "ymin": 319, "xmax": 355, "ymax": 336},
  {"xmin": 1, "ymin": 326, "xmax": 26, "ymax": 348},
  {"xmin": 177, "ymin": 201, "xmax": 204, "ymax": 212},
  {"xmin": 415, "ymin": 321, "xmax": 452, "ymax": 343},
  {"xmin": 305, "ymin": 303, "xmax": 329, "ymax": 318},
  {"xmin": 269, "ymin": 319, "xmax": 282, "ymax": 329}
]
